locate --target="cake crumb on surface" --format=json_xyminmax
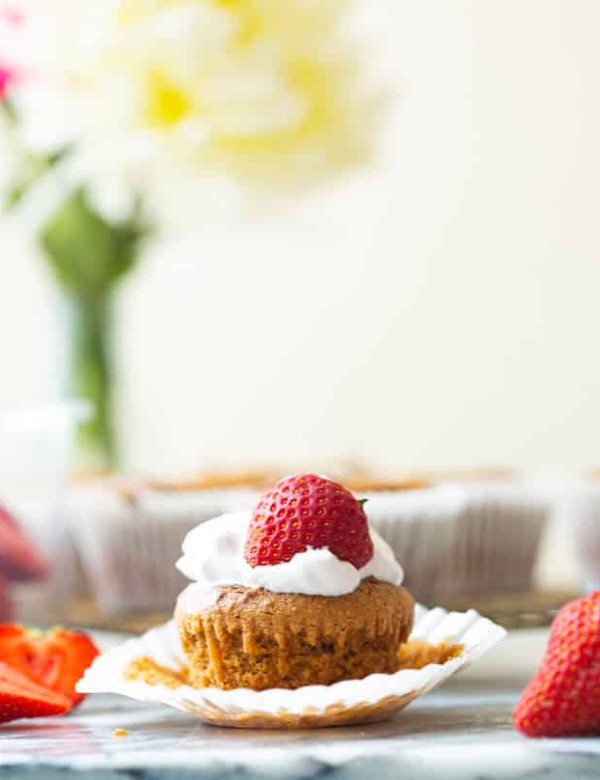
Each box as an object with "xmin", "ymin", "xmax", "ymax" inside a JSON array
[
  {"xmin": 125, "ymin": 656, "xmax": 190, "ymax": 688},
  {"xmin": 112, "ymin": 728, "xmax": 129, "ymax": 738}
]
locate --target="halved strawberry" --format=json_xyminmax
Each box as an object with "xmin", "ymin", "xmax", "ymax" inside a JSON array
[
  {"xmin": 0, "ymin": 660, "xmax": 71, "ymax": 724},
  {"xmin": 0, "ymin": 625, "xmax": 99, "ymax": 707}
]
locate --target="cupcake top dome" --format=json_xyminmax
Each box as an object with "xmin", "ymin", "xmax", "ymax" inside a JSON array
[{"xmin": 176, "ymin": 474, "xmax": 403, "ymax": 597}]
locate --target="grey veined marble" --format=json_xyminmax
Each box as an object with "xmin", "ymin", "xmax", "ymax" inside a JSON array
[{"xmin": 0, "ymin": 629, "xmax": 599, "ymax": 779}]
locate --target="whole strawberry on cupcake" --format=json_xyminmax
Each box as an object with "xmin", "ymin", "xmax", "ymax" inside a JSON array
[{"xmin": 175, "ymin": 474, "xmax": 414, "ymax": 691}]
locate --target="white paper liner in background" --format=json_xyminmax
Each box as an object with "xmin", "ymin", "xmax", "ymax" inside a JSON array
[
  {"xmin": 365, "ymin": 488, "xmax": 464, "ymax": 601},
  {"xmin": 67, "ymin": 486, "xmax": 234, "ymax": 615},
  {"xmin": 445, "ymin": 486, "xmax": 548, "ymax": 597},
  {"xmin": 78, "ymin": 604, "xmax": 506, "ymax": 729},
  {"xmin": 366, "ymin": 485, "xmax": 548, "ymax": 602}
]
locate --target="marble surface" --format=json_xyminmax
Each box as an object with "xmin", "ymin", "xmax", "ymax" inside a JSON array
[{"xmin": 1, "ymin": 629, "xmax": 600, "ymax": 779}]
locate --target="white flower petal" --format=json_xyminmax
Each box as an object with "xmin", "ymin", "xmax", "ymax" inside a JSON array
[{"xmin": 5, "ymin": 0, "xmax": 375, "ymax": 226}]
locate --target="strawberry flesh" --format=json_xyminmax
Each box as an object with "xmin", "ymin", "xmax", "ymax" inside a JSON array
[
  {"xmin": 0, "ymin": 660, "xmax": 71, "ymax": 724},
  {"xmin": 0, "ymin": 625, "xmax": 99, "ymax": 707}
]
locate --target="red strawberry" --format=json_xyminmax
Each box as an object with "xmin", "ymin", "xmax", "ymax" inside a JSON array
[
  {"xmin": 0, "ymin": 660, "xmax": 71, "ymax": 724},
  {"xmin": 0, "ymin": 504, "xmax": 49, "ymax": 582},
  {"xmin": 0, "ymin": 625, "xmax": 99, "ymax": 707},
  {"xmin": 514, "ymin": 591, "xmax": 600, "ymax": 737},
  {"xmin": 0, "ymin": 571, "xmax": 12, "ymax": 621},
  {"xmin": 244, "ymin": 473, "xmax": 374, "ymax": 569}
]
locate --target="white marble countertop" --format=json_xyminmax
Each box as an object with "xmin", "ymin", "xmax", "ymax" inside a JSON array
[{"xmin": 0, "ymin": 628, "xmax": 599, "ymax": 779}]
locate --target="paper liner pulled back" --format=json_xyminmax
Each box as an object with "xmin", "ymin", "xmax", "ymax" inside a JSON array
[{"xmin": 78, "ymin": 604, "xmax": 506, "ymax": 728}]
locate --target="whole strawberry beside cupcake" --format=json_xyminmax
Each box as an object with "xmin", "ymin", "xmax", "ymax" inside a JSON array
[
  {"xmin": 514, "ymin": 591, "xmax": 600, "ymax": 737},
  {"xmin": 175, "ymin": 474, "xmax": 414, "ymax": 690}
]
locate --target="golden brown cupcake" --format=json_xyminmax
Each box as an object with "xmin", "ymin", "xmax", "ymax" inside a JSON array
[
  {"xmin": 177, "ymin": 579, "xmax": 413, "ymax": 690},
  {"xmin": 174, "ymin": 473, "xmax": 413, "ymax": 691}
]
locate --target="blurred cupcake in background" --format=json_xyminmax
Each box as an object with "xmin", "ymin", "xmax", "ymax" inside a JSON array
[
  {"xmin": 345, "ymin": 470, "xmax": 548, "ymax": 604},
  {"xmin": 68, "ymin": 480, "xmax": 211, "ymax": 616},
  {"xmin": 360, "ymin": 485, "xmax": 462, "ymax": 604},
  {"xmin": 67, "ymin": 465, "xmax": 551, "ymax": 617},
  {"xmin": 442, "ymin": 482, "xmax": 547, "ymax": 598}
]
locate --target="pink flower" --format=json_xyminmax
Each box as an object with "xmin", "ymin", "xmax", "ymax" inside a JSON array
[
  {"xmin": 1, "ymin": 7, "xmax": 24, "ymax": 26},
  {"xmin": 0, "ymin": 4, "xmax": 26, "ymax": 99},
  {"xmin": 0, "ymin": 65, "xmax": 15, "ymax": 99}
]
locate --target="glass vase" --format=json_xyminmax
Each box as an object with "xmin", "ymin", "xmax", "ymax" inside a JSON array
[{"xmin": 65, "ymin": 291, "xmax": 116, "ymax": 471}]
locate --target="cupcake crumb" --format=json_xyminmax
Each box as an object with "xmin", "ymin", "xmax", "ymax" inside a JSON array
[
  {"xmin": 112, "ymin": 728, "xmax": 129, "ymax": 738},
  {"xmin": 125, "ymin": 656, "xmax": 190, "ymax": 688},
  {"xmin": 397, "ymin": 640, "xmax": 463, "ymax": 670}
]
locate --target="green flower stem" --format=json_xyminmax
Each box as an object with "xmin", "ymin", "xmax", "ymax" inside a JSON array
[
  {"xmin": 0, "ymin": 98, "xmax": 16, "ymax": 124},
  {"xmin": 39, "ymin": 189, "xmax": 147, "ymax": 470},
  {"xmin": 3, "ymin": 116, "xmax": 147, "ymax": 469},
  {"xmin": 66, "ymin": 291, "xmax": 116, "ymax": 468}
]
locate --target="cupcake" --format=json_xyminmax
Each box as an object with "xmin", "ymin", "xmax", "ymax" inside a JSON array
[
  {"xmin": 175, "ymin": 473, "xmax": 414, "ymax": 691},
  {"xmin": 362, "ymin": 481, "xmax": 547, "ymax": 603},
  {"xmin": 67, "ymin": 480, "xmax": 227, "ymax": 615}
]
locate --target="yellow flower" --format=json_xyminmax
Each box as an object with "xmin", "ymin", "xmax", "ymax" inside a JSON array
[
  {"xmin": 143, "ymin": 70, "xmax": 192, "ymax": 129},
  {"xmin": 12, "ymin": 0, "xmax": 377, "ymax": 222}
]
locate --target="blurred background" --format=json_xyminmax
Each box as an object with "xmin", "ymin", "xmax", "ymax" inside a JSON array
[{"xmin": 1, "ymin": 0, "xmax": 600, "ymax": 626}]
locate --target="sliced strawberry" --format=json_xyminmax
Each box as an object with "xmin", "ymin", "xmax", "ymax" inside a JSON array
[
  {"xmin": 0, "ymin": 625, "xmax": 99, "ymax": 707},
  {"xmin": 0, "ymin": 660, "xmax": 71, "ymax": 724}
]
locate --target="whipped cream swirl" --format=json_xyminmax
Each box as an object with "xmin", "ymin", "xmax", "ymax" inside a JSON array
[{"xmin": 176, "ymin": 512, "xmax": 404, "ymax": 597}]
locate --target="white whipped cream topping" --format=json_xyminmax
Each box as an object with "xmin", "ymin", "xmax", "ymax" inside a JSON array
[{"xmin": 176, "ymin": 512, "xmax": 404, "ymax": 597}]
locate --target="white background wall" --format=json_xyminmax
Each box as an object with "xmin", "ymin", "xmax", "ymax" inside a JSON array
[{"xmin": 1, "ymin": 0, "xmax": 600, "ymax": 476}]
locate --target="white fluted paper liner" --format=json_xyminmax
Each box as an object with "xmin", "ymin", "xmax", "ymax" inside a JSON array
[
  {"xmin": 68, "ymin": 486, "xmax": 235, "ymax": 615},
  {"xmin": 77, "ymin": 604, "xmax": 506, "ymax": 729},
  {"xmin": 366, "ymin": 485, "xmax": 548, "ymax": 602},
  {"xmin": 447, "ymin": 485, "xmax": 548, "ymax": 597},
  {"xmin": 365, "ymin": 487, "xmax": 465, "ymax": 601}
]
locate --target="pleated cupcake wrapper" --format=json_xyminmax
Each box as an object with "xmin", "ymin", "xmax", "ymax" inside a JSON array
[
  {"xmin": 446, "ymin": 492, "xmax": 548, "ymax": 597},
  {"xmin": 366, "ymin": 489, "xmax": 463, "ymax": 603},
  {"xmin": 135, "ymin": 488, "xmax": 261, "ymax": 517},
  {"xmin": 68, "ymin": 488, "xmax": 232, "ymax": 615},
  {"xmin": 366, "ymin": 487, "xmax": 548, "ymax": 602},
  {"xmin": 77, "ymin": 604, "xmax": 506, "ymax": 729}
]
